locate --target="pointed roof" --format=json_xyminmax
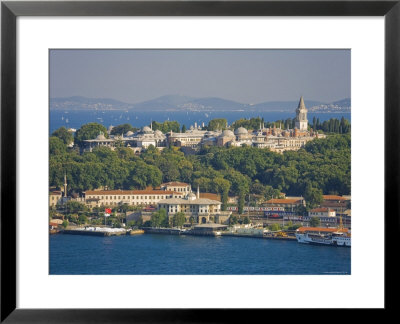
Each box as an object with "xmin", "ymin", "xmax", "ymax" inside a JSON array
[{"xmin": 297, "ymin": 96, "xmax": 307, "ymax": 111}]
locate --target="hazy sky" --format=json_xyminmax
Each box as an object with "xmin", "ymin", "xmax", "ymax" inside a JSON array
[{"xmin": 50, "ymin": 49, "xmax": 350, "ymax": 104}]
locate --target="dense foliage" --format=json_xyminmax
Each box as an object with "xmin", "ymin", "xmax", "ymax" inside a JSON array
[{"xmin": 50, "ymin": 121, "xmax": 351, "ymax": 213}]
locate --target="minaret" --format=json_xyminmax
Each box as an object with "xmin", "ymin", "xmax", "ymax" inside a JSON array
[
  {"xmin": 295, "ymin": 96, "xmax": 308, "ymax": 131},
  {"xmin": 197, "ymin": 185, "xmax": 200, "ymax": 199},
  {"xmin": 63, "ymin": 173, "xmax": 68, "ymax": 197}
]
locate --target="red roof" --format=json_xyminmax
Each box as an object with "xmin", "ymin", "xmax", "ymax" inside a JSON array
[
  {"xmin": 323, "ymin": 195, "xmax": 349, "ymax": 201},
  {"xmin": 84, "ymin": 190, "xmax": 184, "ymax": 196},
  {"xmin": 161, "ymin": 182, "xmax": 190, "ymax": 187},
  {"xmin": 310, "ymin": 207, "xmax": 333, "ymax": 213},
  {"xmin": 265, "ymin": 198, "xmax": 302, "ymax": 204},
  {"xmin": 200, "ymin": 193, "xmax": 221, "ymax": 201},
  {"xmin": 297, "ymin": 227, "xmax": 348, "ymax": 233}
]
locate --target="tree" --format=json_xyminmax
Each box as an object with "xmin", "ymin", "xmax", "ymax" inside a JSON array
[
  {"xmin": 173, "ymin": 212, "xmax": 186, "ymax": 228},
  {"xmin": 238, "ymin": 191, "xmax": 245, "ymax": 214},
  {"xmin": 75, "ymin": 123, "xmax": 108, "ymax": 146},
  {"xmin": 208, "ymin": 118, "xmax": 227, "ymax": 131},
  {"xmin": 304, "ymin": 183, "xmax": 323, "ymax": 210},
  {"xmin": 309, "ymin": 216, "xmax": 321, "ymax": 227},
  {"xmin": 64, "ymin": 201, "xmax": 88, "ymax": 213},
  {"xmin": 229, "ymin": 215, "xmax": 238, "ymax": 225},
  {"xmin": 62, "ymin": 220, "xmax": 69, "ymax": 228},
  {"xmin": 151, "ymin": 208, "xmax": 167, "ymax": 227},
  {"xmin": 49, "ymin": 136, "xmax": 67, "ymax": 155},
  {"xmin": 52, "ymin": 127, "xmax": 74, "ymax": 146},
  {"xmin": 181, "ymin": 125, "xmax": 187, "ymax": 133},
  {"xmin": 243, "ymin": 216, "xmax": 250, "ymax": 224},
  {"xmin": 110, "ymin": 123, "xmax": 137, "ymax": 136}
]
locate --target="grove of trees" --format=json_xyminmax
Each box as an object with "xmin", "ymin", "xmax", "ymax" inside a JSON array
[{"xmin": 50, "ymin": 121, "xmax": 351, "ymax": 214}]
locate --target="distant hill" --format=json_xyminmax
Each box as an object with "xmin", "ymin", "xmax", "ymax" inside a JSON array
[
  {"xmin": 50, "ymin": 96, "xmax": 134, "ymax": 110},
  {"xmin": 50, "ymin": 95, "xmax": 351, "ymax": 113},
  {"xmin": 308, "ymin": 98, "xmax": 351, "ymax": 113}
]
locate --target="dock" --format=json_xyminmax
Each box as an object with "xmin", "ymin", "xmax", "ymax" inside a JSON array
[{"xmin": 63, "ymin": 227, "xmax": 127, "ymax": 237}]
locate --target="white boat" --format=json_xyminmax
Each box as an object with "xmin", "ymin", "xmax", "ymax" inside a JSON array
[{"xmin": 295, "ymin": 231, "xmax": 351, "ymax": 247}]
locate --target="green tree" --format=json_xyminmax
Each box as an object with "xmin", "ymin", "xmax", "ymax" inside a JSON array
[
  {"xmin": 208, "ymin": 118, "xmax": 227, "ymax": 131},
  {"xmin": 151, "ymin": 208, "xmax": 167, "ymax": 227},
  {"xmin": 62, "ymin": 220, "xmax": 69, "ymax": 228},
  {"xmin": 49, "ymin": 136, "xmax": 67, "ymax": 155},
  {"xmin": 52, "ymin": 127, "xmax": 74, "ymax": 146},
  {"xmin": 304, "ymin": 183, "xmax": 323, "ymax": 210},
  {"xmin": 243, "ymin": 216, "xmax": 250, "ymax": 224},
  {"xmin": 110, "ymin": 124, "xmax": 138, "ymax": 136},
  {"xmin": 229, "ymin": 215, "xmax": 238, "ymax": 225},
  {"xmin": 64, "ymin": 201, "xmax": 88, "ymax": 213},
  {"xmin": 75, "ymin": 123, "xmax": 108, "ymax": 146},
  {"xmin": 309, "ymin": 216, "xmax": 321, "ymax": 227},
  {"xmin": 173, "ymin": 212, "xmax": 186, "ymax": 228}
]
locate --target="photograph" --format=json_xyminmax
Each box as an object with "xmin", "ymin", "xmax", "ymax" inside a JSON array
[{"xmin": 48, "ymin": 49, "xmax": 351, "ymax": 275}]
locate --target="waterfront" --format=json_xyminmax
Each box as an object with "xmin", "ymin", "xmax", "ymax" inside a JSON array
[{"xmin": 49, "ymin": 233, "xmax": 351, "ymax": 275}]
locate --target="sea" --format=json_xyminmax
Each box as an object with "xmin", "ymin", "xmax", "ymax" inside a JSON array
[
  {"xmin": 49, "ymin": 110, "xmax": 351, "ymax": 134},
  {"xmin": 49, "ymin": 234, "xmax": 351, "ymax": 275}
]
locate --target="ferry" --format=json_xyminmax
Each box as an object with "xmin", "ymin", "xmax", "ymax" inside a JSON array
[{"xmin": 295, "ymin": 229, "xmax": 351, "ymax": 247}]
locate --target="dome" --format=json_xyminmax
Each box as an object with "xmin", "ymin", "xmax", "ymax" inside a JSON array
[
  {"xmin": 142, "ymin": 126, "xmax": 153, "ymax": 133},
  {"xmin": 235, "ymin": 127, "xmax": 248, "ymax": 135},
  {"xmin": 125, "ymin": 131, "xmax": 134, "ymax": 137},
  {"xmin": 187, "ymin": 192, "xmax": 197, "ymax": 201},
  {"xmin": 154, "ymin": 130, "xmax": 163, "ymax": 136},
  {"xmin": 96, "ymin": 134, "xmax": 106, "ymax": 140},
  {"xmin": 221, "ymin": 130, "xmax": 235, "ymax": 137}
]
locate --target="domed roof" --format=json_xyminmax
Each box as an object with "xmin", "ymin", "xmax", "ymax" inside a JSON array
[
  {"xmin": 187, "ymin": 192, "xmax": 197, "ymax": 200},
  {"xmin": 154, "ymin": 130, "xmax": 163, "ymax": 136},
  {"xmin": 235, "ymin": 127, "xmax": 248, "ymax": 135},
  {"xmin": 125, "ymin": 131, "xmax": 134, "ymax": 136},
  {"xmin": 221, "ymin": 129, "xmax": 235, "ymax": 137},
  {"xmin": 142, "ymin": 126, "xmax": 153, "ymax": 133},
  {"xmin": 96, "ymin": 133, "xmax": 106, "ymax": 140}
]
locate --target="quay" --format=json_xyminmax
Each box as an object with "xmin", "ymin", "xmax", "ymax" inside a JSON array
[
  {"xmin": 128, "ymin": 229, "xmax": 145, "ymax": 235},
  {"xmin": 142, "ymin": 227, "xmax": 184, "ymax": 235},
  {"xmin": 63, "ymin": 227, "xmax": 127, "ymax": 237},
  {"xmin": 221, "ymin": 232, "xmax": 297, "ymax": 241}
]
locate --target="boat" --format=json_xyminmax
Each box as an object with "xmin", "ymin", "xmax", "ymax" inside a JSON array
[{"xmin": 295, "ymin": 217, "xmax": 351, "ymax": 247}]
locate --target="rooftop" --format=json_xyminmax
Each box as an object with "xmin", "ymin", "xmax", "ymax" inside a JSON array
[
  {"xmin": 296, "ymin": 227, "xmax": 349, "ymax": 233},
  {"xmin": 84, "ymin": 189, "xmax": 184, "ymax": 196},
  {"xmin": 323, "ymin": 195, "xmax": 349, "ymax": 201},
  {"xmin": 157, "ymin": 197, "xmax": 221, "ymax": 205},
  {"xmin": 265, "ymin": 198, "xmax": 303, "ymax": 204}
]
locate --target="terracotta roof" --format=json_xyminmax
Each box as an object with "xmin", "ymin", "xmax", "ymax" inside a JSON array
[
  {"xmin": 84, "ymin": 189, "xmax": 184, "ymax": 196},
  {"xmin": 310, "ymin": 207, "xmax": 332, "ymax": 212},
  {"xmin": 296, "ymin": 227, "xmax": 348, "ymax": 233},
  {"xmin": 161, "ymin": 182, "xmax": 190, "ymax": 187},
  {"xmin": 265, "ymin": 198, "xmax": 302, "ymax": 204},
  {"xmin": 200, "ymin": 193, "xmax": 221, "ymax": 201},
  {"xmin": 49, "ymin": 222, "xmax": 60, "ymax": 227},
  {"xmin": 323, "ymin": 195, "xmax": 349, "ymax": 201},
  {"xmin": 50, "ymin": 191, "xmax": 62, "ymax": 195}
]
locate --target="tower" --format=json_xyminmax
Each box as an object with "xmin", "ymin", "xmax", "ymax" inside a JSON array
[
  {"xmin": 197, "ymin": 185, "xmax": 200, "ymax": 199},
  {"xmin": 295, "ymin": 96, "xmax": 308, "ymax": 131},
  {"xmin": 63, "ymin": 173, "xmax": 68, "ymax": 197}
]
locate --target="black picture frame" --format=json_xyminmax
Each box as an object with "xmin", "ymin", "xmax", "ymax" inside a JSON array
[{"xmin": 1, "ymin": 0, "xmax": 398, "ymax": 322}]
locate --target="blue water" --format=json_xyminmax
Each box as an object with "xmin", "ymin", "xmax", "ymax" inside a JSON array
[
  {"xmin": 49, "ymin": 110, "xmax": 351, "ymax": 134},
  {"xmin": 49, "ymin": 234, "xmax": 351, "ymax": 275}
]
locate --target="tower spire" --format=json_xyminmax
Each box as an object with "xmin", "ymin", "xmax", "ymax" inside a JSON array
[{"xmin": 64, "ymin": 173, "xmax": 68, "ymax": 198}]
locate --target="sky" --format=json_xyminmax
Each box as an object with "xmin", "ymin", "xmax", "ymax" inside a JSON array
[{"xmin": 50, "ymin": 49, "xmax": 350, "ymax": 104}]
